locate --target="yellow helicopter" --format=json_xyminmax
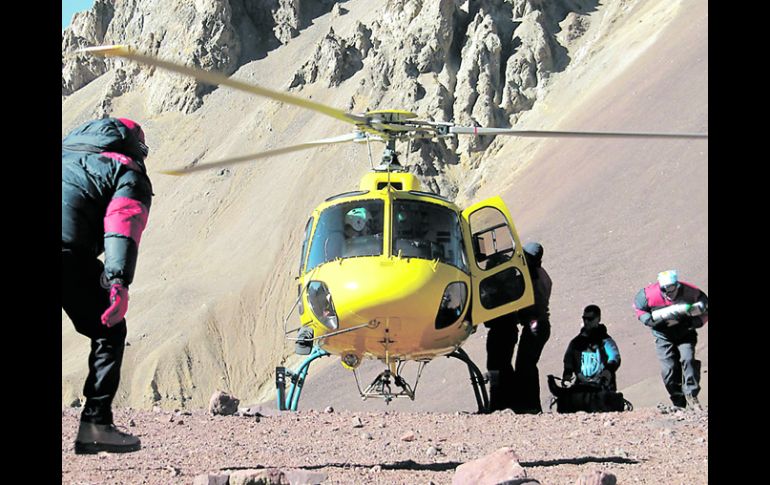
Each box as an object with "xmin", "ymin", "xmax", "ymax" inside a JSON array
[{"xmin": 79, "ymin": 45, "xmax": 707, "ymax": 413}]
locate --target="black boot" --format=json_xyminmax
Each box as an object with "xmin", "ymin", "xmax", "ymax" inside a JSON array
[
  {"xmin": 670, "ymin": 394, "xmax": 687, "ymax": 409},
  {"xmin": 74, "ymin": 421, "xmax": 141, "ymax": 454}
]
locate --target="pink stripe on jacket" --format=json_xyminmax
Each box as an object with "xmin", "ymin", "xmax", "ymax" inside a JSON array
[
  {"xmin": 101, "ymin": 152, "xmax": 143, "ymax": 172},
  {"xmin": 104, "ymin": 197, "xmax": 150, "ymax": 243}
]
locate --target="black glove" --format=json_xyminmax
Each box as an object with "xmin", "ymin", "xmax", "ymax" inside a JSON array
[{"xmin": 598, "ymin": 369, "xmax": 613, "ymax": 386}]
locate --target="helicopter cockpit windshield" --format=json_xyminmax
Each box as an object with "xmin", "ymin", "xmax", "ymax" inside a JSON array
[
  {"xmin": 393, "ymin": 200, "xmax": 468, "ymax": 273},
  {"xmin": 306, "ymin": 200, "xmax": 384, "ymax": 269}
]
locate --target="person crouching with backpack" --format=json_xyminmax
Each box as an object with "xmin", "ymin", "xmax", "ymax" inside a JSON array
[
  {"xmin": 547, "ymin": 304, "xmax": 627, "ymax": 413},
  {"xmin": 562, "ymin": 304, "xmax": 621, "ymax": 391}
]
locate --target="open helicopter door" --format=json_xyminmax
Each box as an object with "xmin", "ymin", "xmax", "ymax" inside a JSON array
[{"xmin": 461, "ymin": 196, "xmax": 535, "ymax": 324}]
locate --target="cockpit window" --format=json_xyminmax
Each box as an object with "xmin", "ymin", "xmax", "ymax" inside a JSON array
[
  {"xmin": 306, "ymin": 200, "xmax": 385, "ymax": 270},
  {"xmin": 298, "ymin": 217, "xmax": 313, "ymax": 275},
  {"xmin": 392, "ymin": 200, "xmax": 468, "ymax": 273}
]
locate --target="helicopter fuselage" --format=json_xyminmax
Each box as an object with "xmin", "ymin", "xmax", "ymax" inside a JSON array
[{"xmin": 295, "ymin": 171, "xmax": 534, "ymax": 369}]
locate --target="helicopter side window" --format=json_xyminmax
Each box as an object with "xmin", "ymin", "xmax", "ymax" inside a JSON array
[
  {"xmin": 468, "ymin": 207, "xmax": 515, "ymax": 271},
  {"xmin": 305, "ymin": 200, "xmax": 384, "ymax": 270},
  {"xmin": 298, "ymin": 217, "xmax": 313, "ymax": 275},
  {"xmin": 393, "ymin": 200, "xmax": 468, "ymax": 273}
]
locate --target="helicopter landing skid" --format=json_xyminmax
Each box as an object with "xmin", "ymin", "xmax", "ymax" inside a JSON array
[
  {"xmin": 446, "ymin": 347, "xmax": 490, "ymax": 414},
  {"xmin": 354, "ymin": 361, "xmax": 427, "ymax": 404},
  {"xmin": 276, "ymin": 346, "xmax": 330, "ymax": 411}
]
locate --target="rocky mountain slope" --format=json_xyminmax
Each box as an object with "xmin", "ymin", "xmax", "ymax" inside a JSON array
[{"xmin": 62, "ymin": 0, "xmax": 708, "ymax": 415}]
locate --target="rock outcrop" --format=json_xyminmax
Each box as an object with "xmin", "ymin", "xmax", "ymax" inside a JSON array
[
  {"xmin": 289, "ymin": 27, "xmax": 364, "ymax": 89},
  {"xmin": 61, "ymin": 0, "xmax": 341, "ymax": 113}
]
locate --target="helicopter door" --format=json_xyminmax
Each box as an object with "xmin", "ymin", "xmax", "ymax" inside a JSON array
[{"xmin": 461, "ymin": 196, "xmax": 534, "ymax": 324}]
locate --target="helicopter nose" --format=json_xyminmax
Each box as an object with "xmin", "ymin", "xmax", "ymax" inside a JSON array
[{"xmin": 317, "ymin": 258, "xmax": 468, "ymax": 327}]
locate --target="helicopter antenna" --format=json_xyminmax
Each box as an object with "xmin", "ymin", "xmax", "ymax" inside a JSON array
[
  {"xmin": 406, "ymin": 138, "xmax": 411, "ymax": 166},
  {"xmin": 365, "ymin": 134, "xmax": 374, "ymax": 170},
  {"xmin": 387, "ymin": 151, "xmax": 392, "ymax": 187}
]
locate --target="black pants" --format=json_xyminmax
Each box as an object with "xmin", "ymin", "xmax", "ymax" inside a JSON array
[
  {"xmin": 514, "ymin": 319, "xmax": 550, "ymax": 413},
  {"xmin": 62, "ymin": 249, "xmax": 127, "ymax": 425},
  {"xmin": 485, "ymin": 315, "xmax": 518, "ymax": 411},
  {"xmin": 485, "ymin": 316, "xmax": 551, "ymax": 413}
]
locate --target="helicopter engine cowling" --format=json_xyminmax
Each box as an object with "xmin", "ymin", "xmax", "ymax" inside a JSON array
[{"xmin": 305, "ymin": 256, "xmax": 472, "ymax": 362}]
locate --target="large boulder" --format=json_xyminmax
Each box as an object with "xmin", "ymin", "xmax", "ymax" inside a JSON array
[
  {"xmin": 208, "ymin": 390, "xmax": 240, "ymax": 415},
  {"xmin": 452, "ymin": 447, "xmax": 529, "ymax": 485}
]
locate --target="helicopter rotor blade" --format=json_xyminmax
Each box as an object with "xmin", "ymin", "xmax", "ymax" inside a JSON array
[
  {"xmin": 160, "ymin": 132, "xmax": 363, "ymax": 175},
  {"xmin": 449, "ymin": 126, "xmax": 708, "ymax": 139},
  {"xmin": 78, "ymin": 45, "xmax": 366, "ymax": 126}
]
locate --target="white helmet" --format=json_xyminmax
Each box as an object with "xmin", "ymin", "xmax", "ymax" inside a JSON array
[
  {"xmin": 657, "ymin": 269, "xmax": 678, "ymax": 287},
  {"xmin": 345, "ymin": 207, "xmax": 370, "ymax": 232},
  {"xmin": 657, "ymin": 269, "xmax": 680, "ymax": 299}
]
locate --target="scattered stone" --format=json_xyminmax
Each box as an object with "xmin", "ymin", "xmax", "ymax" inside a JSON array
[
  {"xmin": 603, "ymin": 420, "xmax": 614, "ymax": 427},
  {"xmin": 177, "ymin": 420, "xmax": 184, "ymax": 425},
  {"xmin": 351, "ymin": 416, "xmax": 364, "ymax": 428},
  {"xmin": 369, "ymin": 465, "xmax": 382, "ymax": 473},
  {"xmin": 283, "ymin": 469, "xmax": 328, "ymax": 485},
  {"xmin": 574, "ymin": 469, "xmax": 617, "ymax": 485},
  {"xmin": 401, "ymin": 431, "xmax": 416, "ymax": 442},
  {"xmin": 165, "ymin": 465, "xmax": 181, "ymax": 477},
  {"xmin": 378, "ymin": 422, "xmax": 386, "ymax": 428},
  {"xmin": 614, "ymin": 448, "xmax": 628, "ymax": 458},
  {"xmin": 239, "ymin": 407, "xmax": 260, "ymax": 417},
  {"xmin": 361, "ymin": 432, "xmax": 373, "ymax": 440},
  {"xmin": 208, "ymin": 391, "xmax": 240, "ymax": 416},
  {"xmin": 426, "ymin": 445, "xmax": 439, "ymax": 457},
  {"xmin": 324, "ymin": 406, "xmax": 334, "ymax": 414},
  {"xmin": 241, "ymin": 405, "xmax": 280, "ymax": 418},
  {"xmin": 128, "ymin": 419, "xmax": 136, "ymax": 427},
  {"xmin": 452, "ymin": 447, "xmax": 527, "ymax": 485},
  {"xmin": 660, "ymin": 428, "xmax": 674, "ymax": 437},
  {"xmin": 193, "ymin": 473, "xmax": 229, "ymax": 485},
  {"xmin": 229, "ymin": 468, "xmax": 285, "ymax": 485}
]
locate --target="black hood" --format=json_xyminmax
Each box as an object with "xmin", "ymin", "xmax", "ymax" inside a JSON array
[
  {"xmin": 62, "ymin": 117, "xmax": 148, "ymax": 165},
  {"xmin": 524, "ymin": 242, "xmax": 543, "ymax": 268},
  {"xmin": 580, "ymin": 323, "xmax": 609, "ymax": 340}
]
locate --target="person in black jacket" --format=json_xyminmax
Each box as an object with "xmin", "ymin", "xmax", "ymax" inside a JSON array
[
  {"xmin": 484, "ymin": 242, "xmax": 552, "ymax": 413},
  {"xmin": 512, "ymin": 242, "xmax": 552, "ymax": 413},
  {"xmin": 62, "ymin": 117, "xmax": 153, "ymax": 454},
  {"xmin": 562, "ymin": 305, "xmax": 621, "ymax": 391}
]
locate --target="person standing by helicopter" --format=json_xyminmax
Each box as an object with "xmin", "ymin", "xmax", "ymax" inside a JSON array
[
  {"xmin": 633, "ymin": 270, "xmax": 708, "ymax": 411},
  {"xmin": 62, "ymin": 117, "xmax": 153, "ymax": 454},
  {"xmin": 485, "ymin": 241, "xmax": 552, "ymax": 413},
  {"xmin": 511, "ymin": 242, "xmax": 553, "ymax": 413}
]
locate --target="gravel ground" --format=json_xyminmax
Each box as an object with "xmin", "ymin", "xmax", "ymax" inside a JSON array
[{"xmin": 62, "ymin": 405, "xmax": 707, "ymax": 484}]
